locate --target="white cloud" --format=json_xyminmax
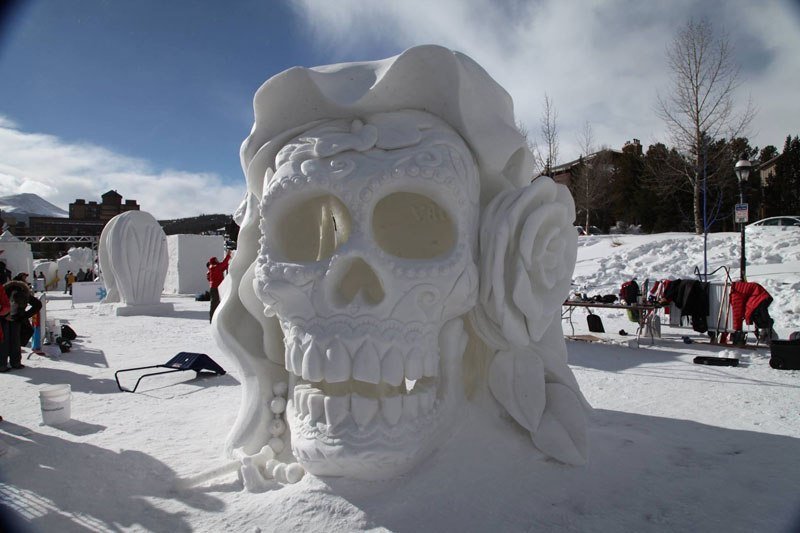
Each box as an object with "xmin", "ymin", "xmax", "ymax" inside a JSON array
[
  {"xmin": 292, "ymin": 0, "xmax": 800, "ymax": 162},
  {"xmin": 0, "ymin": 116, "xmax": 18, "ymax": 129},
  {"xmin": 0, "ymin": 118, "xmax": 245, "ymax": 219}
]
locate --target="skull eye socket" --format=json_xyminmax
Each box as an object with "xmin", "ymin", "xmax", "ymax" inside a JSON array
[
  {"xmin": 372, "ymin": 192, "xmax": 455, "ymax": 259},
  {"xmin": 275, "ymin": 194, "xmax": 351, "ymax": 262}
]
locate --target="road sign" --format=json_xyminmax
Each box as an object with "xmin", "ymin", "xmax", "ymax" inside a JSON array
[{"xmin": 735, "ymin": 203, "xmax": 749, "ymax": 224}]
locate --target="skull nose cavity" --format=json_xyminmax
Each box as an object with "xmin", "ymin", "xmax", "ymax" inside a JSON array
[{"xmin": 336, "ymin": 258, "xmax": 385, "ymax": 306}]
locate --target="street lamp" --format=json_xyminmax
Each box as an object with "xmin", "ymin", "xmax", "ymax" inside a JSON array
[{"xmin": 734, "ymin": 154, "xmax": 752, "ymax": 281}]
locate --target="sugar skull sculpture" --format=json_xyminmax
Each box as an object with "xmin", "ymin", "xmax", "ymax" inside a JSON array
[{"xmin": 213, "ymin": 45, "xmax": 587, "ymax": 486}]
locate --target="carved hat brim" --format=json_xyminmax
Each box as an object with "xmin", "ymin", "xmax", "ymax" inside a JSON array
[{"xmin": 240, "ymin": 44, "xmax": 532, "ymax": 206}]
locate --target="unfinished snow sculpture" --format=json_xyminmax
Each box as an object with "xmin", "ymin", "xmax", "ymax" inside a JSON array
[
  {"xmin": 0, "ymin": 230, "xmax": 33, "ymax": 279},
  {"xmin": 103, "ymin": 211, "xmax": 173, "ymax": 316},
  {"xmin": 34, "ymin": 261, "xmax": 58, "ymax": 289},
  {"xmin": 164, "ymin": 234, "xmax": 225, "ymax": 295},
  {"xmin": 56, "ymin": 247, "xmax": 94, "ymax": 290},
  {"xmin": 213, "ymin": 45, "xmax": 587, "ymax": 485}
]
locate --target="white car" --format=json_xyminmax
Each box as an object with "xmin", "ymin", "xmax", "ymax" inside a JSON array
[{"xmin": 747, "ymin": 216, "xmax": 800, "ymax": 228}]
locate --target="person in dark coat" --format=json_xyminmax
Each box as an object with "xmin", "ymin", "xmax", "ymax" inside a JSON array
[
  {"xmin": 0, "ymin": 285, "xmax": 10, "ymax": 372},
  {"xmin": 2, "ymin": 280, "xmax": 42, "ymax": 371},
  {"xmin": 0, "ymin": 260, "xmax": 10, "ymax": 284}
]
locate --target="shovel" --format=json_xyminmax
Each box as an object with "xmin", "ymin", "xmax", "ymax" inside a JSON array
[
  {"xmin": 711, "ymin": 279, "xmax": 729, "ymax": 345},
  {"xmin": 719, "ymin": 282, "xmax": 733, "ymax": 344}
]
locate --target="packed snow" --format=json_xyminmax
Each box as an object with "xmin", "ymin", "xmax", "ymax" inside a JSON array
[{"xmin": 1, "ymin": 230, "xmax": 799, "ymax": 532}]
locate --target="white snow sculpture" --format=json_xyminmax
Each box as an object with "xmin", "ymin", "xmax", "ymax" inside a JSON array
[
  {"xmin": 0, "ymin": 230, "xmax": 34, "ymax": 279},
  {"xmin": 102, "ymin": 211, "xmax": 172, "ymax": 316},
  {"xmin": 56, "ymin": 247, "xmax": 94, "ymax": 290},
  {"xmin": 213, "ymin": 45, "xmax": 588, "ymax": 485},
  {"xmin": 33, "ymin": 260, "xmax": 58, "ymax": 289},
  {"xmin": 98, "ymin": 215, "xmax": 121, "ymax": 303},
  {"xmin": 164, "ymin": 234, "xmax": 225, "ymax": 294}
]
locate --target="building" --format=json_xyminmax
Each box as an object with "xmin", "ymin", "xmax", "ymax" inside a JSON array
[
  {"xmin": 16, "ymin": 190, "xmax": 139, "ymax": 257},
  {"xmin": 26, "ymin": 190, "xmax": 140, "ymax": 236},
  {"xmin": 70, "ymin": 190, "xmax": 140, "ymax": 223},
  {"xmin": 758, "ymin": 154, "xmax": 781, "ymax": 188},
  {"xmin": 541, "ymin": 139, "xmax": 641, "ymax": 187}
]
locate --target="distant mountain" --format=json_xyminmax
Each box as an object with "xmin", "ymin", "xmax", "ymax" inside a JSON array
[{"xmin": 0, "ymin": 193, "xmax": 68, "ymax": 224}]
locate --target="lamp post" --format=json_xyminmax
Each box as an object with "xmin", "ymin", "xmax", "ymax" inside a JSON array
[{"xmin": 734, "ymin": 154, "xmax": 752, "ymax": 281}]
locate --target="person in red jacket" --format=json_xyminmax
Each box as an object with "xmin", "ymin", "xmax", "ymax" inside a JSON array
[
  {"xmin": 206, "ymin": 250, "xmax": 232, "ymax": 323},
  {"xmin": 729, "ymin": 281, "xmax": 773, "ymax": 344}
]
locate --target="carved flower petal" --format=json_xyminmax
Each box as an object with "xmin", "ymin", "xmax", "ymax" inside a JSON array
[
  {"xmin": 488, "ymin": 349, "xmax": 546, "ymax": 432},
  {"xmin": 530, "ymin": 383, "xmax": 588, "ymax": 465}
]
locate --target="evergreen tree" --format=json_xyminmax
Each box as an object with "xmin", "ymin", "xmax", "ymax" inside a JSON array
[{"xmin": 771, "ymin": 136, "xmax": 800, "ymax": 215}]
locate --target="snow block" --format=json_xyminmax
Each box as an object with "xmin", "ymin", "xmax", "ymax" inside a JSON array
[
  {"xmin": 0, "ymin": 230, "xmax": 34, "ymax": 279},
  {"xmin": 164, "ymin": 234, "xmax": 225, "ymax": 295}
]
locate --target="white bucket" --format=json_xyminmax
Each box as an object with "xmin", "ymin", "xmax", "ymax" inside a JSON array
[{"xmin": 39, "ymin": 384, "xmax": 72, "ymax": 425}]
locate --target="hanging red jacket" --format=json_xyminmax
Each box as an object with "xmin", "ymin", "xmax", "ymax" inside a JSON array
[
  {"xmin": 207, "ymin": 251, "xmax": 232, "ymax": 289},
  {"xmin": 729, "ymin": 281, "xmax": 772, "ymax": 330}
]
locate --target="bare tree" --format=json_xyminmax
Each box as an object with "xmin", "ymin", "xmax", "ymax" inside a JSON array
[
  {"xmin": 657, "ymin": 18, "xmax": 755, "ymax": 234},
  {"xmin": 528, "ymin": 94, "xmax": 559, "ymax": 176},
  {"xmin": 539, "ymin": 93, "xmax": 559, "ymax": 174},
  {"xmin": 571, "ymin": 121, "xmax": 613, "ymax": 231}
]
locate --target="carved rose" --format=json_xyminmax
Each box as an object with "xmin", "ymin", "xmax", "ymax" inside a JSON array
[{"xmin": 473, "ymin": 177, "xmax": 577, "ymax": 348}]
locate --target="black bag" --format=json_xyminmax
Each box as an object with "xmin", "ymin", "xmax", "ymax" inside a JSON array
[
  {"xmin": 587, "ymin": 312, "xmax": 605, "ymax": 333},
  {"xmin": 56, "ymin": 336, "xmax": 72, "ymax": 353},
  {"xmin": 619, "ymin": 280, "xmax": 640, "ymax": 305},
  {"xmin": 61, "ymin": 324, "xmax": 77, "ymax": 341}
]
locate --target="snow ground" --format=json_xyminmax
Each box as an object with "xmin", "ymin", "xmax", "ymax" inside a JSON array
[{"xmin": 1, "ymin": 230, "xmax": 799, "ymax": 532}]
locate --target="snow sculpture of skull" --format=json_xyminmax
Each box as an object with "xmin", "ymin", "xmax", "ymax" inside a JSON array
[
  {"xmin": 258, "ymin": 112, "xmax": 479, "ymax": 477},
  {"xmin": 213, "ymin": 45, "xmax": 588, "ymax": 486}
]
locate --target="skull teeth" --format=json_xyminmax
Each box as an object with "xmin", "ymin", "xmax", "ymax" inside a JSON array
[
  {"xmin": 289, "ymin": 384, "xmax": 437, "ymax": 431},
  {"xmin": 308, "ymin": 393, "xmax": 324, "ymax": 423},
  {"xmin": 302, "ymin": 340, "xmax": 325, "ymax": 382},
  {"xmin": 324, "ymin": 395, "xmax": 350, "ymax": 428},
  {"xmin": 405, "ymin": 349, "xmax": 424, "ymax": 381},
  {"xmin": 288, "ymin": 343, "xmax": 304, "ymax": 376},
  {"xmin": 352, "ymin": 341, "xmax": 381, "ymax": 384},
  {"xmin": 380, "ymin": 347, "xmax": 404, "ymax": 387},
  {"xmin": 380, "ymin": 395, "xmax": 402, "ymax": 426},
  {"xmin": 325, "ymin": 338, "xmax": 352, "ymax": 382},
  {"xmin": 286, "ymin": 335, "xmax": 438, "ymax": 386},
  {"xmin": 351, "ymin": 394, "xmax": 379, "ymax": 428}
]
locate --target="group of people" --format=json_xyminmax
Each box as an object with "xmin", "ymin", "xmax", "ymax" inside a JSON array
[
  {"xmin": 63, "ymin": 268, "xmax": 96, "ymax": 295},
  {"xmin": 1, "ymin": 248, "xmax": 231, "ymax": 371},
  {"xmin": 0, "ymin": 260, "xmax": 43, "ymax": 372}
]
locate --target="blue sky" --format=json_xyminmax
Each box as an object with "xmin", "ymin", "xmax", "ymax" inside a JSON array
[{"xmin": 1, "ymin": 0, "xmax": 799, "ymax": 218}]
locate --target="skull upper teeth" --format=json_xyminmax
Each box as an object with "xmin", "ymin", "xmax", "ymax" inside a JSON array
[{"xmin": 284, "ymin": 322, "xmax": 439, "ymax": 387}]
